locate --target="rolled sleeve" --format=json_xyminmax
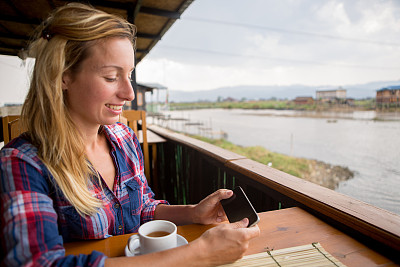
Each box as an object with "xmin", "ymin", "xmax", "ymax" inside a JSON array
[{"xmin": 141, "ymin": 199, "xmax": 169, "ymax": 224}]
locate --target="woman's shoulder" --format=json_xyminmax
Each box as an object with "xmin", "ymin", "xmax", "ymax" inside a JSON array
[
  {"xmin": 0, "ymin": 135, "xmax": 45, "ymax": 171},
  {"xmin": 0, "ymin": 135, "xmax": 50, "ymax": 192},
  {"xmin": 1, "ymin": 135, "xmax": 39, "ymax": 162}
]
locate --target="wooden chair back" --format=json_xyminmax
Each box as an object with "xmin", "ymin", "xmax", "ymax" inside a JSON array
[
  {"xmin": 121, "ymin": 110, "xmax": 150, "ymax": 181},
  {"xmin": 9, "ymin": 118, "xmax": 23, "ymax": 141},
  {"xmin": 2, "ymin": 115, "xmax": 22, "ymax": 144}
]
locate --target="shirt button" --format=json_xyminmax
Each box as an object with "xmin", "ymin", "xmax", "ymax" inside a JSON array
[
  {"xmin": 118, "ymin": 225, "xmax": 123, "ymax": 230},
  {"xmin": 114, "ymin": 203, "xmax": 120, "ymax": 209}
]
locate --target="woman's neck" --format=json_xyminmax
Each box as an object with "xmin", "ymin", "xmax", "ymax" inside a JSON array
[{"xmin": 82, "ymin": 126, "xmax": 105, "ymax": 154}]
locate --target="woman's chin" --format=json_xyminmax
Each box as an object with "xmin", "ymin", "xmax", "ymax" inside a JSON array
[{"xmin": 102, "ymin": 117, "xmax": 120, "ymax": 125}]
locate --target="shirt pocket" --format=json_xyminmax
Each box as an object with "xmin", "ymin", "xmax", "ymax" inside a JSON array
[{"xmin": 126, "ymin": 178, "xmax": 143, "ymax": 216}]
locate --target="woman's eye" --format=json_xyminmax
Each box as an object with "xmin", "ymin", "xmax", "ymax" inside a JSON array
[{"xmin": 105, "ymin": 77, "xmax": 117, "ymax": 82}]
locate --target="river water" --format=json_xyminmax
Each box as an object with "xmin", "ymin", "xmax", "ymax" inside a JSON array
[{"xmin": 158, "ymin": 109, "xmax": 400, "ymax": 215}]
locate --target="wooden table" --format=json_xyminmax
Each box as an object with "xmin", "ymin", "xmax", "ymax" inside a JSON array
[
  {"xmin": 138, "ymin": 129, "xmax": 166, "ymax": 145},
  {"xmin": 65, "ymin": 207, "xmax": 397, "ymax": 266}
]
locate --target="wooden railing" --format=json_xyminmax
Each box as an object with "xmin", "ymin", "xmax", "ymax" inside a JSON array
[{"xmin": 148, "ymin": 125, "xmax": 400, "ymax": 261}]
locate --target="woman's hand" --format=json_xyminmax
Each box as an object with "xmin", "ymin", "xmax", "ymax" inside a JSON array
[
  {"xmin": 192, "ymin": 189, "xmax": 233, "ymax": 225},
  {"xmin": 191, "ymin": 218, "xmax": 260, "ymax": 266},
  {"xmin": 105, "ymin": 218, "xmax": 260, "ymax": 267}
]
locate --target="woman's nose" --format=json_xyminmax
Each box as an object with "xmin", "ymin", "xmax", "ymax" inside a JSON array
[{"xmin": 120, "ymin": 77, "xmax": 135, "ymax": 101}]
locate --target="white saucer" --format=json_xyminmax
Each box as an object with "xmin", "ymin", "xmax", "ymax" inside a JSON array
[{"xmin": 125, "ymin": 234, "xmax": 188, "ymax": 257}]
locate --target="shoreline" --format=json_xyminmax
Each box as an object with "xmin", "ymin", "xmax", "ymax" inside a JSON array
[
  {"xmin": 238, "ymin": 109, "xmax": 400, "ymax": 122},
  {"xmin": 306, "ymin": 160, "xmax": 354, "ymax": 190},
  {"xmin": 188, "ymin": 134, "xmax": 354, "ymax": 190},
  {"xmin": 168, "ymin": 99, "xmax": 400, "ymax": 114},
  {"xmin": 152, "ymin": 107, "xmax": 400, "ymax": 122}
]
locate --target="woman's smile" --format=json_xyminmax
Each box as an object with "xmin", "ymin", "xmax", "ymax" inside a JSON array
[{"xmin": 105, "ymin": 104, "xmax": 124, "ymax": 112}]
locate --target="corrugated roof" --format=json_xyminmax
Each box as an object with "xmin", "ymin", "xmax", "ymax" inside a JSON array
[{"xmin": 138, "ymin": 82, "xmax": 167, "ymax": 89}]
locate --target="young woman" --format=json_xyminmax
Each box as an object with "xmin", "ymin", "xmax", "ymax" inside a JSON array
[{"xmin": 0, "ymin": 3, "xmax": 259, "ymax": 266}]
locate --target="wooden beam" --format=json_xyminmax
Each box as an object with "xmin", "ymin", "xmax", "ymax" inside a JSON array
[
  {"xmin": 71, "ymin": 0, "xmax": 181, "ymax": 19},
  {"xmin": 0, "ymin": 43, "xmax": 25, "ymax": 51},
  {"xmin": 0, "ymin": 32, "xmax": 30, "ymax": 41},
  {"xmin": 136, "ymin": 48, "xmax": 149, "ymax": 54},
  {"xmin": 0, "ymin": 14, "xmax": 41, "ymax": 25},
  {"xmin": 139, "ymin": 7, "xmax": 180, "ymax": 19},
  {"xmin": 131, "ymin": 0, "xmax": 144, "ymax": 23},
  {"xmin": 4, "ymin": 0, "xmax": 27, "ymax": 18},
  {"xmin": 73, "ymin": 0, "xmax": 128, "ymax": 10},
  {"xmin": 136, "ymin": 32, "xmax": 161, "ymax": 40},
  {"xmin": 0, "ymin": 49, "xmax": 18, "ymax": 56}
]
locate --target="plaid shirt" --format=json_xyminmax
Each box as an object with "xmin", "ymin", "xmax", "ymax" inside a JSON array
[{"xmin": 0, "ymin": 123, "xmax": 168, "ymax": 266}]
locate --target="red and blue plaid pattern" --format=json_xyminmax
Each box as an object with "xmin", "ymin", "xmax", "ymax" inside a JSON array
[{"xmin": 0, "ymin": 123, "xmax": 168, "ymax": 266}]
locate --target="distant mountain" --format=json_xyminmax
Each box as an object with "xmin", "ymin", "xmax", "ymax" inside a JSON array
[{"xmin": 168, "ymin": 80, "xmax": 400, "ymax": 102}]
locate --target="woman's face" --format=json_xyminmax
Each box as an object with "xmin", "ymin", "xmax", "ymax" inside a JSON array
[{"xmin": 63, "ymin": 37, "xmax": 135, "ymax": 131}]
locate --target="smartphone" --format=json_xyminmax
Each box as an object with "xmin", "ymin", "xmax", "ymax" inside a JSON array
[{"xmin": 220, "ymin": 186, "xmax": 260, "ymax": 227}]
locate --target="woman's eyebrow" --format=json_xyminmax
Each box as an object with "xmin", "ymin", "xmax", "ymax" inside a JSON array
[
  {"xmin": 99, "ymin": 65, "xmax": 135, "ymax": 72},
  {"xmin": 99, "ymin": 65, "xmax": 122, "ymax": 70}
]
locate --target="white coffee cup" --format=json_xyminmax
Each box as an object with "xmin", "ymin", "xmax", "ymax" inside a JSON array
[{"xmin": 127, "ymin": 220, "xmax": 177, "ymax": 255}]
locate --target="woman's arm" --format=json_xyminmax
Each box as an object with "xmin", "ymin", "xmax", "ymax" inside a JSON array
[
  {"xmin": 154, "ymin": 204, "xmax": 196, "ymax": 225},
  {"xmin": 104, "ymin": 218, "xmax": 260, "ymax": 267},
  {"xmin": 0, "ymin": 145, "xmax": 106, "ymax": 267}
]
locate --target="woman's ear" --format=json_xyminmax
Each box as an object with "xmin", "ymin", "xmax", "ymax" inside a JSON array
[{"xmin": 62, "ymin": 71, "xmax": 71, "ymax": 90}]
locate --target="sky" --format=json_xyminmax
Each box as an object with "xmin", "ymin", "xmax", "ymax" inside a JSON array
[
  {"xmin": 1, "ymin": 0, "xmax": 400, "ymax": 104},
  {"xmin": 136, "ymin": 0, "xmax": 400, "ymax": 92}
]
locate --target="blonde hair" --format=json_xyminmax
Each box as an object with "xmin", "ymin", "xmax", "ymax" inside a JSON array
[{"xmin": 21, "ymin": 3, "xmax": 136, "ymax": 216}]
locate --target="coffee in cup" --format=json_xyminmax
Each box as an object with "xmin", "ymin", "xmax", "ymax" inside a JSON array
[
  {"xmin": 146, "ymin": 231, "xmax": 171, "ymax": 237},
  {"xmin": 127, "ymin": 220, "xmax": 177, "ymax": 255}
]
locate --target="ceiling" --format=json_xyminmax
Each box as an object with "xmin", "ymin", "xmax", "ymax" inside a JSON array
[{"xmin": 0, "ymin": 0, "xmax": 194, "ymax": 64}]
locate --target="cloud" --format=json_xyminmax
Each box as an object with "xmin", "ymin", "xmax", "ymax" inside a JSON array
[
  {"xmin": 317, "ymin": 1, "xmax": 351, "ymax": 31},
  {"xmin": 2, "ymin": 0, "xmax": 399, "ymax": 102}
]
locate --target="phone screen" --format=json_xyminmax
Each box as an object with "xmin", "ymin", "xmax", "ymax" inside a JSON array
[{"xmin": 220, "ymin": 186, "xmax": 260, "ymax": 227}]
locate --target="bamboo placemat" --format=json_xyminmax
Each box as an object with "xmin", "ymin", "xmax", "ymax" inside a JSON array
[{"xmin": 220, "ymin": 242, "xmax": 346, "ymax": 267}]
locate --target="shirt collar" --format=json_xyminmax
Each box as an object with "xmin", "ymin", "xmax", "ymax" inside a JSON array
[{"xmin": 101, "ymin": 125, "xmax": 123, "ymax": 151}]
